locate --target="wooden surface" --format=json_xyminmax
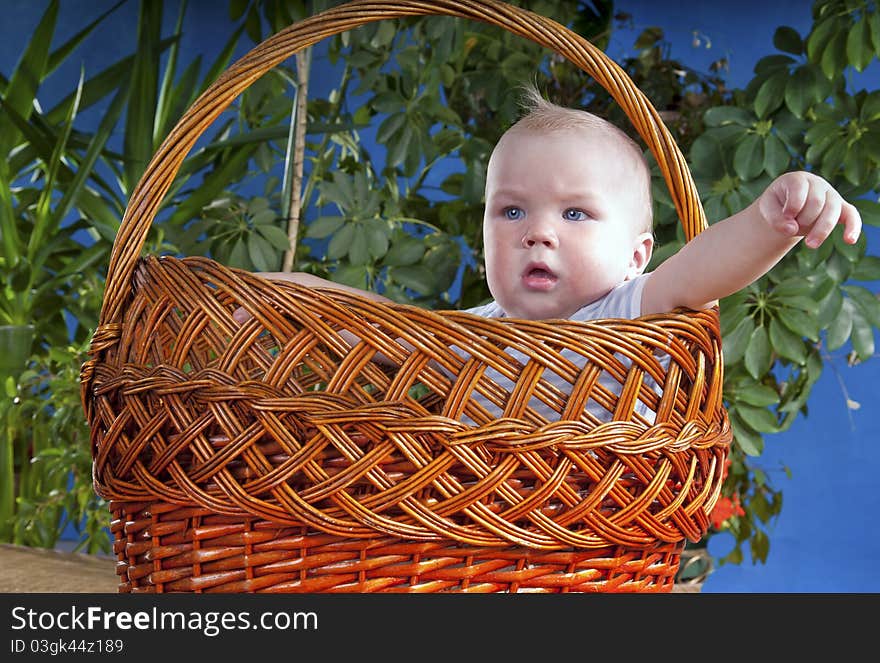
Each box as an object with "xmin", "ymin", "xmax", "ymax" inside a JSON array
[{"xmin": 0, "ymin": 544, "xmax": 117, "ymax": 593}]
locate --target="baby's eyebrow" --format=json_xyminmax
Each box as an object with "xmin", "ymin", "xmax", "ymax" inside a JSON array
[{"xmin": 486, "ymin": 187, "xmax": 525, "ymax": 199}]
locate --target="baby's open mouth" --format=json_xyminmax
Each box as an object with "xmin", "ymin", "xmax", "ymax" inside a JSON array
[{"xmin": 522, "ymin": 264, "xmax": 558, "ymax": 290}]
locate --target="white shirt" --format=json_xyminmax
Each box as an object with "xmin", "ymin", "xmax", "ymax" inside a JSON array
[{"xmin": 454, "ymin": 274, "xmax": 659, "ymax": 426}]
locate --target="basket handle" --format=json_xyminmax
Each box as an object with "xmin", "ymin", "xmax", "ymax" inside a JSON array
[{"xmin": 97, "ymin": 0, "xmax": 706, "ymax": 330}]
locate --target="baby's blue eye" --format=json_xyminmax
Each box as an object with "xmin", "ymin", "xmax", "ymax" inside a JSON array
[
  {"xmin": 563, "ymin": 208, "xmax": 588, "ymax": 222},
  {"xmin": 503, "ymin": 207, "xmax": 524, "ymax": 220}
]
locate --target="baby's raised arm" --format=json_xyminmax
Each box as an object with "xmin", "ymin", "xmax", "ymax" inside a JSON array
[{"xmin": 640, "ymin": 171, "xmax": 863, "ymax": 315}]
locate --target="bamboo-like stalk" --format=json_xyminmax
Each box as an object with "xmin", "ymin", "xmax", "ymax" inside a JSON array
[{"xmin": 282, "ymin": 48, "xmax": 312, "ymax": 272}]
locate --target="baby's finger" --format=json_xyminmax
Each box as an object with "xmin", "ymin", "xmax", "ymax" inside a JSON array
[
  {"xmin": 803, "ymin": 192, "xmax": 840, "ymax": 249},
  {"xmin": 232, "ymin": 307, "xmax": 251, "ymax": 324},
  {"xmin": 840, "ymin": 201, "xmax": 863, "ymax": 244},
  {"xmin": 773, "ymin": 173, "xmax": 809, "ymax": 220},
  {"xmin": 794, "ymin": 183, "xmax": 829, "ymax": 227}
]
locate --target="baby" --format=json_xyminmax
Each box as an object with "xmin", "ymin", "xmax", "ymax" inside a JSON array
[{"xmin": 250, "ymin": 86, "xmax": 862, "ymax": 422}]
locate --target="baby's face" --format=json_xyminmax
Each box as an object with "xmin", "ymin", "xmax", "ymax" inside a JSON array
[{"xmin": 482, "ymin": 127, "xmax": 651, "ymax": 320}]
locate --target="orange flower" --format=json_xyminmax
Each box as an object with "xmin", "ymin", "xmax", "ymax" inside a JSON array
[{"xmin": 710, "ymin": 494, "xmax": 745, "ymax": 529}]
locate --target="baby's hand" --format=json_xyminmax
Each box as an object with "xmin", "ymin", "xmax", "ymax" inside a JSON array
[{"xmin": 758, "ymin": 171, "xmax": 862, "ymax": 248}]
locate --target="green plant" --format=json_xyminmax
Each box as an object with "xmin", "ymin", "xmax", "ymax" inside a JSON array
[
  {"xmin": 682, "ymin": 0, "xmax": 880, "ymax": 566},
  {"xmin": 0, "ymin": 0, "xmax": 126, "ymax": 546},
  {"xmin": 0, "ymin": 0, "xmax": 289, "ymax": 550}
]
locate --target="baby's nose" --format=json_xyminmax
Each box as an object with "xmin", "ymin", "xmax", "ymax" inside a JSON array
[{"xmin": 521, "ymin": 221, "xmax": 558, "ymax": 248}]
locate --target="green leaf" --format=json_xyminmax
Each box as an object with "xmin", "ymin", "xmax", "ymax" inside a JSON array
[
  {"xmin": 123, "ymin": 1, "xmax": 162, "ymax": 191},
  {"xmin": 0, "ymin": 0, "xmax": 57, "ymax": 158},
  {"xmin": 853, "ymin": 199, "xmax": 880, "ymax": 227},
  {"xmin": 327, "ymin": 223, "xmax": 355, "ymax": 260},
  {"xmin": 421, "ymin": 239, "xmax": 460, "ymax": 292},
  {"xmin": 785, "ymin": 66, "xmax": 819, "ymax": 118},
  {"xmin": 819, "ymin": 140, "xmax": 847, "ymax": 179},
  {"xmin": 776, "ymin": 307, "xmax": 819, "ymax": 342},
  {"xmin": 733, "ymin": 134, "xmax": 764, "ymax": 180},
  {"xmin": 852, "ymin": 256, "xmax": 880, "ymax": 281},
  {"xmin": 832, "ymin": 225, "xmax": 865, "ymax": 262},
  {"xmin": 782, "ymin": 295, "xmax": 820, "ymax": 315},
  {"xmin": 197, "ymin": 24, "xmax": 245, "ymax": 100},
  {"xmin": 816, "ymin": 286, "xmax": 844, "ymax": 329},
  {"xmin": 850, "ymin": 310, "xmax": 875, "ymax": 360},
  {"xmin": 703, "ymin": 106, "xmax": 755, "ymax": 127},
  {"xmin": 689, "ymin": 134, "xmax": 729, "ymax": 180},
  {"xmin": 769, "ymin": 317, "xmax": 807, "ymax": 363},
  {"xmin": 737, "ymin": 383, "xmax": 780, "ymax": 407},
  {"xmin": 846, "ymin": 15, "xmax": 873, "ymax": 72},
  {"xmin": 376, "ymin": 112, "xmax": 406, "ymax": 143},
  {"xmin": 722, "ymin": 317, "xmax": 755, "ymax": 366},
  {"xmin": 387, "ymin": 124, "xmax": 414, "ymax": 168},
  {"xmin": 256, "ymin": 224, "xmax": 291, "ymax": 252},
  {"xmin": 745, "ymin": 325, "xmax": 772, "ymax": 378},
  {"xmin": 871, "ymin": 12, "xmax": 880, "ymax": 57},
  {"xmin": 826, "ymin": 297, "xmax": 854, "ymax": 350},
  {"xmin": 754, "ymin": 71, "xmax": 787, "ymax": 118},
  {"xmin": 348, "ymin": 225, "xmax": 370, "ymax": 265},
  {"xmin": 333, "ymin": 264, "xmax": 368, "ymax": 290},
  {"xmin": 843, "ymin": 285, "xmax": 880, "ymax": 327},
  {"xmin": 806, "ymin": 17, "xmax": 836, "ymax": 64},
  {"xmin": 28, "ymin": 71, "xmax": 84, "ymax": 261},
  {"xmin": 247, "ymin": 234, "xmax": 278, "ymax": 272},
  {"xmin": 366, "ymin": 224, "xmax": 389, "ymax": 260},
  {"xmin": 737, "ymin": 404, "xmax": 780, "ymax": 434},
  {"xmin": 391, "ymin": 265, "xmax": 436, "ymax": 295},
  {"xmin": 4, "ymin": 376, "xmax": 17, "ymax": 399},
  {"xmin": 228, "ymin": 238, "xmax": 249, "ymax": 269},
  {"xmin": 861, "ymin": 129, "xmax": 880, "ymax": 163},
  {"xmin": 729, "ymin": 410, "xmax": 765, "ymax": 456},
  {"xmin": 229, "ymin": 0, "xmax": 248, "ymax": 21},
  {"xmin": 168, "ymin": 147, "xmax": 259, "ymax": 228},
  {"xmin": 773, "ymin": 26, "xmax": 803, "ymax": 55},
  {"xmin": 820, "ymin": 30, "xmax": 848, "ymax": 79},
  {"xmin": 753, "ymin": 54, "xmax": 796, "ymax": 76},
  {"xmin": 720, "ymin": 290, "xmax": 750, "ymax": 331},
  {"xmin": 762, "ymin": 133, "xmax": 790, "ymax": 176},
  {"xmin": 843, "ymin": 145, "xmax": 869, "ymax": 185},
  {"xmin": 750, "ymin": 529, "xmax": 770, "ymax": 563},
  {"xmin": 46, "ymin": 1, "xmax": 126, "ymax": 78},
  {"xmin": 250, "ymin": 208, "xmax": 276, "ymax": 228},
  {"xmin": 306, "ymin": 215, "xmax": 345, "ymax": 239},
  {"xmin": 372, "ymin": 20, "xmax": 397, "ymax": 49},
  {"xmin": 153, "ymin": 2, "xmax": 186, "ymax": 146},
  {"xmin": 805, "ymin": 120, "xmax": 839, "ymax": 162},
  {"xmin": 383, "ymin": 236, "xmax": 425, "ymax": 266}
]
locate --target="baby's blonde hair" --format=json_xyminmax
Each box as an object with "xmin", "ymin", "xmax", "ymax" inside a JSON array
[{"xmin": 500, "ymin": 84, "xmax": 654, "ymax": 233}]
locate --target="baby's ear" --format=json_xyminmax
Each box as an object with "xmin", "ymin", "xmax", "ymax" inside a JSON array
[{"xmin": 627, "ymin": 232, "xmax": 654, "ymax": 279}]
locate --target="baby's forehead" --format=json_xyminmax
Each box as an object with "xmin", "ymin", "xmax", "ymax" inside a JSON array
[{"xmin": 498, "ymin": 124, "xmax": 639, "ymax": 159}]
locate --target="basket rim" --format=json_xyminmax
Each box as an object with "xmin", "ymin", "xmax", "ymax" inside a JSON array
[{"xmin": 94, "ymin": 0, "xmax": 706, "ymax": 333}]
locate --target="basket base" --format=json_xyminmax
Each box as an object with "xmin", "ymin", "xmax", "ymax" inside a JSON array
[{"xmin": 110, "ymin": 501, "xmax": 682, "ymax": 593}]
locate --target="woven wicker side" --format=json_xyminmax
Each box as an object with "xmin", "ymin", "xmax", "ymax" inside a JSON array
[
  {"xmin": 82, "ymin": 0, "xmax": 732, "ymax": 593},
  {"xmin": 111, "ymin": 502, "xmax": 683, "ymax": 593}
]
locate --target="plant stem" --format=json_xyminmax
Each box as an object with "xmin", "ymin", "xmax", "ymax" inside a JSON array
[{"xmin": 282, "ymin": 48, "xmax": 311, "ymax": 272}]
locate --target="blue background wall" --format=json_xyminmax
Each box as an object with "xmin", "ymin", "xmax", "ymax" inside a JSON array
[{"xmin": 3, "ymin": 0, "xmax": 877, "ymax": 592}]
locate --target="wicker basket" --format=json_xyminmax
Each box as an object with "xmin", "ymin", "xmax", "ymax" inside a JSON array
[{"xmin": 81, "ymin": 0, "xmax": 731, "ymax": 593}]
